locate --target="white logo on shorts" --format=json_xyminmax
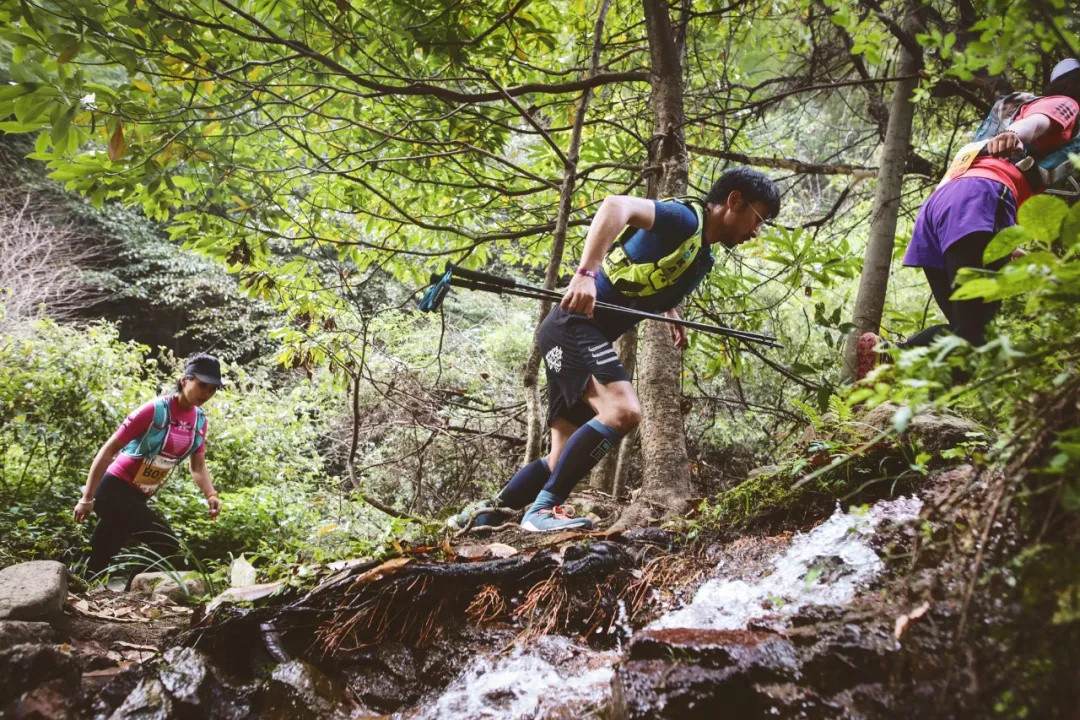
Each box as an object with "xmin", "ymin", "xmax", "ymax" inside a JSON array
[{"xmin": 544, "ymin": 345, "xmax": 563, "ymax": 374}]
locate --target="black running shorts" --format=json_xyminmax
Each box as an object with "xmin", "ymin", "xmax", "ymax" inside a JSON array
[{"xmin": 537, "ymin": 307, "xmax": 631, "ymax": 428}]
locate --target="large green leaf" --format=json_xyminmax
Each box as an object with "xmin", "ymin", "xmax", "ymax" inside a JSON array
[{"xmin": 1016, "ymin": 194, "xmax": 1069, "ymax": 245}]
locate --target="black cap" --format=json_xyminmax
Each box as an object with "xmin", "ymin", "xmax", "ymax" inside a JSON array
[{"xmin": 184, "ymin": 353, "xmax": 224, "ymax": 387}]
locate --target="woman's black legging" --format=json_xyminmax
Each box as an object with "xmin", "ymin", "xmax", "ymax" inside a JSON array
[
  {"xmin": 901, "ymin": 231, "xmax": 1006, "ymax": 348},
  {"xmin": 87, "ymin": 473, "xmax": 181, "ymax": 575}
]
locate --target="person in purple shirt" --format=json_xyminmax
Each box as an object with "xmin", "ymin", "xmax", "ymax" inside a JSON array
[
  {"xmin": 73, "ymin": 354, "xmax": 224, "ymax": 577},
  {"xmin": 450, "ymin": 168, "xmax": 781, "ymax": 533},
  {"xmin": 857, "ymin": 59, "xmax": 1080, "ymax": 379}
]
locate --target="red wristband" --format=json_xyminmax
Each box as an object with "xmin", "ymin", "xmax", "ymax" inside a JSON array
[{"xmin": 576, "ymin": 268, "xmax": 598, "ymax": 279}]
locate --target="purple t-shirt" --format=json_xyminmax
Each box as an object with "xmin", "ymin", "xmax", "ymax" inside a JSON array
[{"xmin": 902, "ymin": 177, "xmax": 1017, "ymax": 269}]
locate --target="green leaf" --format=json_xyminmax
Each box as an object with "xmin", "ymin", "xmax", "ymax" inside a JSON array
[
  {"xmin": 984, "ymin": 225, "xmax": 1029, "ymax": 263},
  {"xmin": 950, "ymin": 277, "xmax": 1001, "ymax": 300},
  {"xmin": 50, "ymin": 104, "xmax": 75, "ymax": 145},
  {"xmin": 1017, "ymin": 194, "xmax": 1069, "ymax": 245},
  {"xmin": 1061, "ymin": 202, "xmax": 1080, "ymax": 248},
  {"xmin": 0, "ymin": 84, "xmax": 36, "ymax": 102}
]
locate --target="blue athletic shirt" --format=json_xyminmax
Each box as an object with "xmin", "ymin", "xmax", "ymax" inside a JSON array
[{"xmin": 592, "ymin": 199, "xmax": 715, "ymax": 340}]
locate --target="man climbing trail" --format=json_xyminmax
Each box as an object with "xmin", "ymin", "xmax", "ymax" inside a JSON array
[
  {"xmin": 856, "ymin": 58, "xmax": 1080, "ymax": 379},
  {"xmin": 450, "ymin": 167, "xmax": 781, "ymax": 533}
]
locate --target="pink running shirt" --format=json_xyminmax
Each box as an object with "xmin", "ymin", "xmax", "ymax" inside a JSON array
[{"xmin": 105, "ymin": 395, "xmax": 207, "ymax": 496}]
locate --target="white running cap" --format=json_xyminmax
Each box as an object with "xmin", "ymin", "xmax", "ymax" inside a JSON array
[{"xmin": 1051, "ymin": 58, "xmax": 1080, "ymax": 83}]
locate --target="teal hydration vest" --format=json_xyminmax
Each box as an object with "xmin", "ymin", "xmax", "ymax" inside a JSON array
[
  {"xmin": 974, "ymin": 93, "xmax": 1080, "ymax": 195},
  {"xmin": 120, "ymin": 395, "xmax": 206, "ymax": 463},
  {"xmin": 602, "ymin": 198, "xmax": 706, "ymax": 297}
]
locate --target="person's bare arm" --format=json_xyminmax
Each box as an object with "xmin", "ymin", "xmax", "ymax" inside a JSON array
[
  {"xmin": 562, "ymin": 196, "xmax": 656, "ymax": 316},
  {"xmin": 984, "ymin": 114, "xmax": 1054, "ymax": 156},
  {"xmin": 189, "ymin": 452, "xmax": 221, "ymax": 521},
  {"xmin": 73, "ymin": 434, "xmax": 128, "ymax": 522}
]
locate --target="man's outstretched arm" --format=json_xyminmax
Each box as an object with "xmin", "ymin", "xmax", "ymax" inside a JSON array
[{"xmin": 562, "ymin": 196, "xmax": 656, "ymax": 316}]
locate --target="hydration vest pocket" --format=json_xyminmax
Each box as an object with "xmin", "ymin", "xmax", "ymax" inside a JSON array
[{"xmin": 602, "ymin": 199, "xmax": 704, "ymax": 297}]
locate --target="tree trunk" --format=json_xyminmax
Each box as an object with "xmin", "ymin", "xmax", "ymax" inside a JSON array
[
  {"xmin": 522, "ymin": 0, "xmax": 613, "ymax": 463},
  {"xmin": 590, "ymin": 330, "xmax": 637, "ymax": 491},
  {"xmin": 842, "ymin": 6, "xmax": 922, "ymax": 379},
  {"xmin": 612, "ymin": 0, "xmax": 692, "ymax": 529}
]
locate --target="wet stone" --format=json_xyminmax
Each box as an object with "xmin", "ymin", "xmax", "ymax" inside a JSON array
[
  {"xmin": 612, "ymin": 629, "xmax": 801, "ymax": 719},
  {"xmin": 344, "ymin": 663, "xmax": 415, "ymax": 714},
  {"xmin": 5, "ymin": 677, "xmax": 81, "ymax": 720},
  {"xmin": 108, "ymin": 677, "xmax": 174, "ymax": 720},
  {"xmin": 628, "ymin": 628, "xmax": 799, "ymax": 678},
  {"xmin": 258, "ymin": 659, "xmax": 348, "ymax": 719},
  {"xmin": 0, "ymin": 561, "xmax": 68, "ymax": 621},
  {"xmin": 92, "ymin": 664, "xmax": 152, "ymax": 718},
  {"xmin": 611, "ymin": 660, "xmax": 760, "ymax": 719},
  {"xmin": 0, "ymin": 620, "xmax": 60, "ymax": 646},
  {"xmin": 159, "ymin": 646, "xmax": 210, "ymax": 707},
  {"xmin": 0, "ymin": 643, "xmax": 81, "ymax": 708},
  {"xmin": 374, "ymin": 641, "xmax": 418, "ymax": 683},
  {"xmin": 342, "ymin": 642, "xmax": 422, "ymax": 711}
]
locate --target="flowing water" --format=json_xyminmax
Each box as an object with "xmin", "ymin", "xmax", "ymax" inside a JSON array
[
  {"xmin": 396, "ymin": 636, "xmax": 618, "ymax": 719},
  {"xmin": 407, "ymin": 496, "xmax": 924, "ymax": 719},
  {"xmin": 650, "ymin": 495, "xmax": 923, "ymax": 631}
]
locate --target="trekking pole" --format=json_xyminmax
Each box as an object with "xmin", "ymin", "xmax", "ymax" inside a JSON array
[{"xmin": 420, "ymin": 265, "xmax": 783, "ymax": 348}]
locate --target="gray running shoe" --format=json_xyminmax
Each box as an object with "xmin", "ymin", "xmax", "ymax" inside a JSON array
[{"xmin": 520, "ymin": 504, "xmax": 593, "ymax": 533}]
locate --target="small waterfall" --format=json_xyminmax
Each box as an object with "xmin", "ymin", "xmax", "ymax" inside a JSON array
[
  {"xmin": 397, "ymin": 636, "xmax": 617, "ymax": 719},
  {"xmin": 650, "ymin": 495, "xmax": 923, "ymax": 631},
  {"xmin": 405, "ymin": 496, "xmax": 922, "ymax": 718}
]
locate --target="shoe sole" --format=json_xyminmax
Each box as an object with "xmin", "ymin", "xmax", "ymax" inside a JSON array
[{"xmin": 521, "ymin": 519, "xmax": 593, "ymax": 532}]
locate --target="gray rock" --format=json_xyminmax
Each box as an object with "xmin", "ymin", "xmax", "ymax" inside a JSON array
[
  {"xmin": 159, "ymin": 647, "xmax": 209, "ymax": 707},
  {"xmin": 0, "ymin": 561, "xmax": 68, "ymax": 621},
  {"xmin": 857, "ymin": 402, "xmax": 983, "ymax": 454},
  {"xmin": 262, "ymin": 660, "xmax": 348, "ymax": 719},
  {"xmin": 0, "ymin": 620, "xmax": 60, "ymax": 646},
  {"xmin": 0, "ymin": 643, "xmax": 81, "ymax": 708},
  {"xmin": 611, "ymin": 629, "xmax": 800, "ymax": 719},
  {"xmin": 129, "ymin": 572, "xmax": 207, "ymax": 602},
  {"xmin": 108, "ymin": 677, "xmax": 174, "ymax": 720}
]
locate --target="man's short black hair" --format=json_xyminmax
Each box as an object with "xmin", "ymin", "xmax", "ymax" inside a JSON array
[
  {"xmin": 704, "ymin": 167, "xmax": 781, "ymax": 219},
  {"xmin": 1047, "ymin": 67, "xmax": 1080, "ymax": 104}
]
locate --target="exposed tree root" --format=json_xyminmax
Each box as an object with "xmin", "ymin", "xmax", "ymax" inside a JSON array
[{"xmin": 186, "ymin": 532, "xmax": 689, "ymax": 665}]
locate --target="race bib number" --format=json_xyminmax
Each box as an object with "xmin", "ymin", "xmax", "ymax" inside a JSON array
[
  {"xmin": 132, "ymin": 454, "xmax": 179, "ymax": 496},
  {"xmin": 939, "ymin": 140, "xmax": 987, "ymax": 188}
]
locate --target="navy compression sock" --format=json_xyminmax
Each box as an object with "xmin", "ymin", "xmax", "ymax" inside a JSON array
[
  {"xmin": 496, "ymin": 457, "xmax": 552, "ymax": 509},
  {"xmin": 539, "ymin": 419, "xmax": 622, "ymax": 503}
]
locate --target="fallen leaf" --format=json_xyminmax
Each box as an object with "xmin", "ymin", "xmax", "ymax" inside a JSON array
[
  {"xmin": 456, "ymin": 544, "xmax": 488, "ymax": 560},
  {"xmin": 486, "ymin": 543, "xmax": 519, "ymax": 559}
]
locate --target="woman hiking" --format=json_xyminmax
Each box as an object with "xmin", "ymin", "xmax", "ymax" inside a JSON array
[
  {"xmin": 73, "ymin": 353, "xmax": 224, "ymax": 577},
  {"xmin": 856, "ymin": 58, "xmax": 1080, "ymax": 379}
]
